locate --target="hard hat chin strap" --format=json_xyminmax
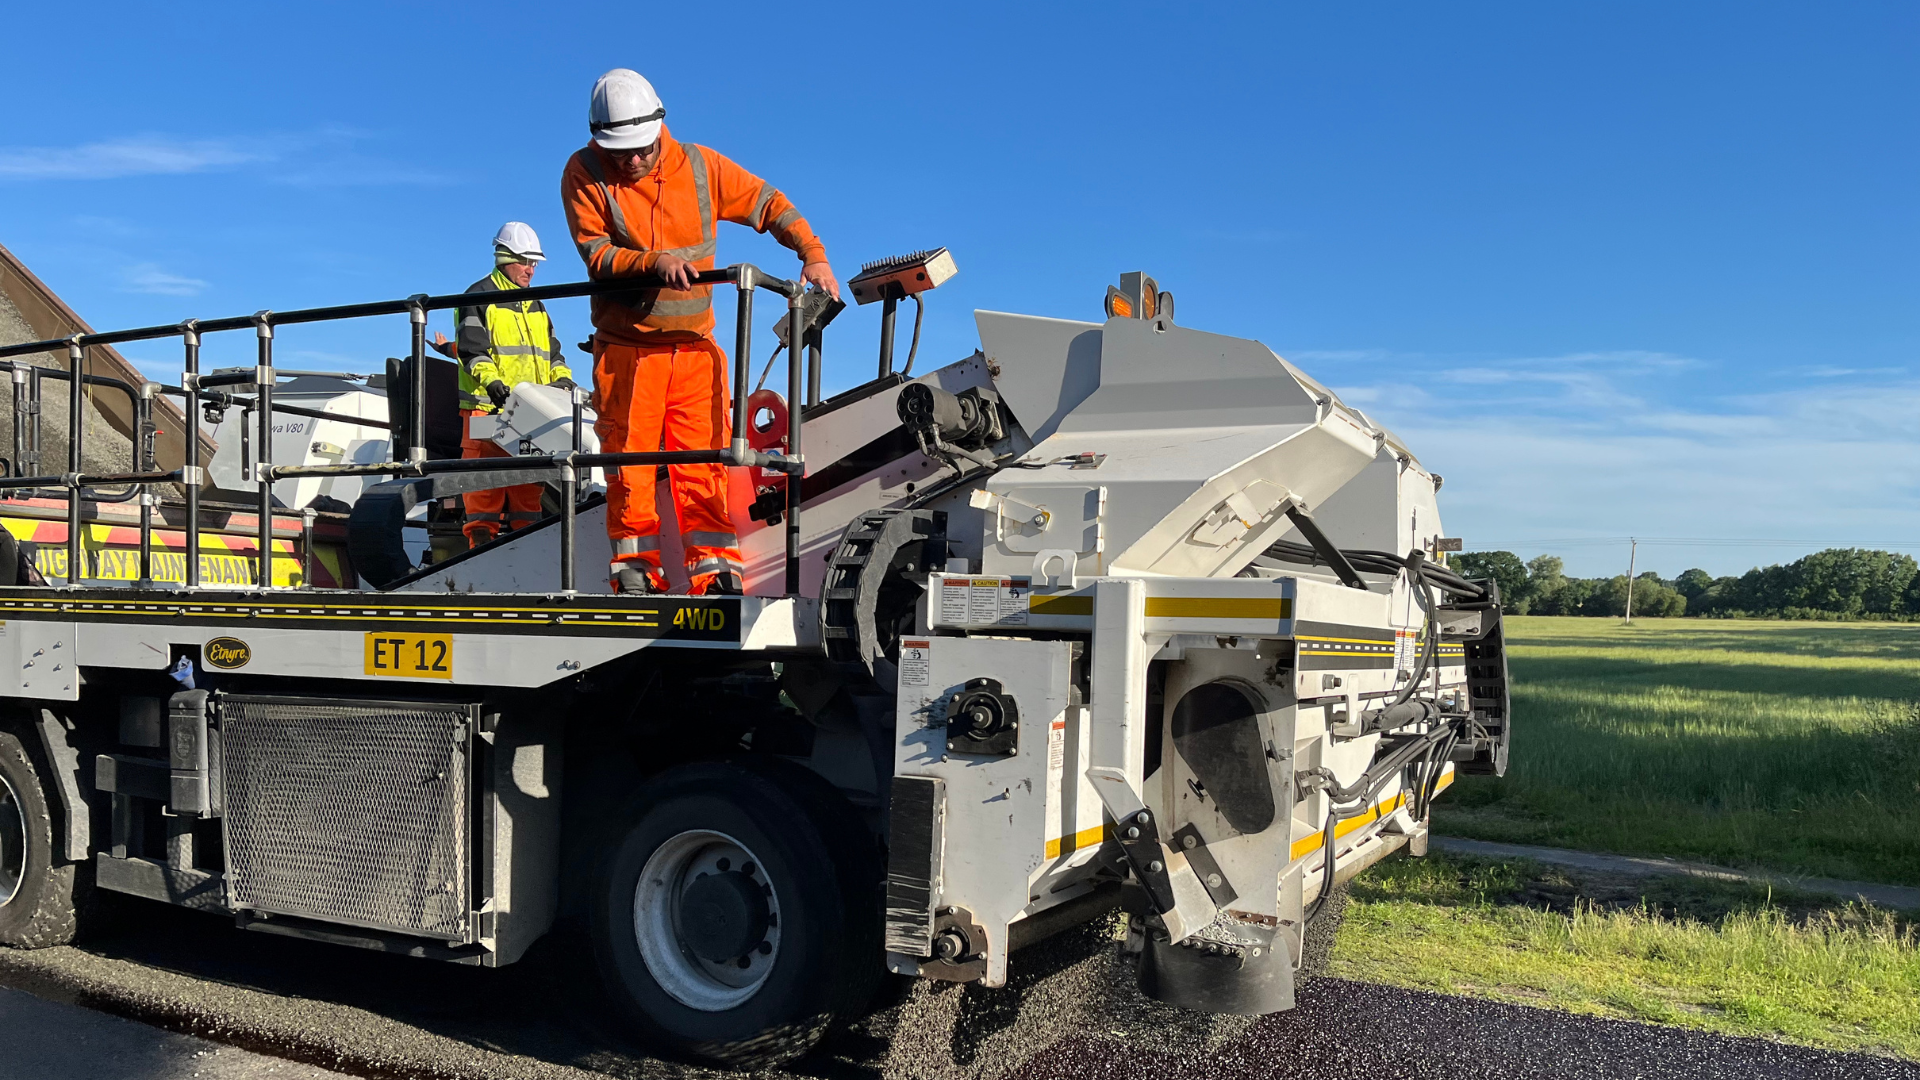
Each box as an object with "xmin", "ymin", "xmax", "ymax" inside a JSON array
[{"xmin": 591, "ymin": 106, "xmax": 665, "ymax": 133}]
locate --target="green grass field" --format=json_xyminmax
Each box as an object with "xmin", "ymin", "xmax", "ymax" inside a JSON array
[
  {"xmin": 1437, "ymin": 617, "xmax": 1920, "ymax": 885},
  {"xmin": 1333, "ymin": 853, "xmax": 1920, "ymax": 1059},
  {"xmin": 1336, "ymin": 617, "xmax": 1920, "ymax": 1058}
]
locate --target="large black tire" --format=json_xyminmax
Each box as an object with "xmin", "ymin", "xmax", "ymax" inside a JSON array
[
  {"xmin": 588, "ymin": 759, "xmax": 881, "ymax": 1069},
  {"xmin": 0, "ymin": 728, "xmax": 83, "ymax": 948}
]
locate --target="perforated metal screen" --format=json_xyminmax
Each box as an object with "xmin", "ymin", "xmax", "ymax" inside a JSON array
[{"xmin": 218, "ymin": 695, "xmax": 474, "ymax": 941}]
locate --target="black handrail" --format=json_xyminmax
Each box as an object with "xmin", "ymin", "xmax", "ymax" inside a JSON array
[
  {"xmin": 0, "ymin": 270, "xmax": 800, "ymax": 359},
  {"xmin": 7, "ymin": 266, "xmax": 812, "ymax": 596}
]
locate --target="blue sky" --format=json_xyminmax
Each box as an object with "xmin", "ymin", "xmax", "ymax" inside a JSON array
[{"xmin": 1, "ymin": 2, "xmax": 1913, "ymax": 576}]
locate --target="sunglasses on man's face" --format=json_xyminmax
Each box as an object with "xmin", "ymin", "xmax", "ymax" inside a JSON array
[{"xmin": 612, "ymin": 143, "xmax": 660, "ymax": 161}]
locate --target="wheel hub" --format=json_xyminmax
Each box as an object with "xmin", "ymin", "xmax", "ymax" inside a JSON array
[
  {"xmin": 680, "ymin": 870, "xmax": 770, "ymax": 962},
  {"xmin": 633, "ymin": 829, "xmax": 783, "ymax": 1012},
  {"xmin": 0, "ymin": 770, "xmax": 24, "ymax": 908}
]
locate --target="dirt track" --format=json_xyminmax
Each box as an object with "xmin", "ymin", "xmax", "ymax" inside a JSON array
[{"xmin": 0, "ymin": 900, "xmax": 1912, "ymax": 1080}]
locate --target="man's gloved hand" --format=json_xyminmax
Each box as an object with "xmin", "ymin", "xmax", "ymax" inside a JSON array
[
  {"xmin": 551, "ymin": 376, "xmax": 578, "ymax": 392},
  {"xmin": 486, "ymin": 380, "xmax": 511, "ymax": 408}
]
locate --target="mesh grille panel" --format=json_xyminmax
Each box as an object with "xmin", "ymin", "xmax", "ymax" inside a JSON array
[{"xmin": 219, "ymin": 695, "xmax": 473, "ymax": 940}]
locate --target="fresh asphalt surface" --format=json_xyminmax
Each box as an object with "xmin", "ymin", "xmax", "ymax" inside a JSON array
[
  {"xmin": 1, "ymin": 899, "xmax": 1913, "ymax": 1080},
  {"xmin": 0, "ymin": 986, "xmax": 351, "ymax": 1080}
]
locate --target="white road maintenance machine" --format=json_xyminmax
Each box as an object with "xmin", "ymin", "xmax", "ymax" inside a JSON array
[{"xmin": 0, "ymin": 262, "xmax": 1509, "ymax": 1069}]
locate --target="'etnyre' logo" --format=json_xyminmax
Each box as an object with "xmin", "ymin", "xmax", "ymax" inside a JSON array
[{"xmin": 204, "ymin": 637, "xmax": 251, "ymax": 669}]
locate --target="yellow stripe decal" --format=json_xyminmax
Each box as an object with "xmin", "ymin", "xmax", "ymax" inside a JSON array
[
  {"xmin": 1026, "ymin": 596, "xmax": 1299, "ymax": 621},
  {"xmin": 1145, "ymin": 597, "xmax": 1293, "ymax": 621},
  {"xmin": 1028, "ymin": 594, "xmax": 1093, "ymax": 617},
  {"xmin": 0, "ymin": 598, "xmax": 664, "ymax": 627},
  {"xmin": 1289, "ymin": 763, "xmax": 1456, "ymax": 862},
  {"xmin": 1044, "ymin": 823, "xmax": 1109, "ymax": 859}
]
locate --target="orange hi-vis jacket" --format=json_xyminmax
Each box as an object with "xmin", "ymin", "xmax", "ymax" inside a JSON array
[{"xmin": 562, "ymin": 127, "xmax": 827, "ymax": 345}]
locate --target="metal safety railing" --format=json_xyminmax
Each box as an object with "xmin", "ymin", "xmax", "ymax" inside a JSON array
[{"xmin": 0, "ymin": 265, "xmax": 820, "ymax": 595}]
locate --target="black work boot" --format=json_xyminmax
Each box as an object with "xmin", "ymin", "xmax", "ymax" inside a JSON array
[
  {"xmin": 611, "ymin": 565, "xmax": 664, "ymax": 595},
  {"xmin": 706, "ymin": 571, "xmax": 744, "ymax": 595}
]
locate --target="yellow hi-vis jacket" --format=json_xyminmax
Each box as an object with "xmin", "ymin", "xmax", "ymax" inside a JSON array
[{"xmin": 454, "ymin": 269, "xmax": 572, "ymax": 411}]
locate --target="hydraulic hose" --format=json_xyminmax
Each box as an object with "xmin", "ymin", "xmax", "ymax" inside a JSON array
[
  {"xmin": 1387, "ymin": 550, "xmax": 1440, "ymax": 709},
  {"xmin": 1261, "ymin": 538, "xmax": 1488, "ymax": 600},
  {"xmin": 901, "ymin": 294, "xmax": 924, "ymax": 376},
  {"xmin": 1301, "ymin": 721, "xmax": 1457, "ymax": 928}
]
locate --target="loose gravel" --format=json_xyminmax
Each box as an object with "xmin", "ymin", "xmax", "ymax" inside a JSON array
[{"xmin": 0, "ymin": 901, "xmax": 1912, "ymax": 1080}]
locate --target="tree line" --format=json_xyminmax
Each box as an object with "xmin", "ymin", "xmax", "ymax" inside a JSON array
[{"xmin": 1451, "ymin": 548, "xmax": 1920, "ymax": 619}]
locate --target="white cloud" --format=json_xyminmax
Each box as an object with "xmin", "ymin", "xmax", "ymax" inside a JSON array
[
  {"xmin": 1312, "ymin": 347, "xmax": 1920, "ymax": 577},
  {"xmin": 0, "ymin": 129, "xmax": 452, "ymax": 186},
  {"xmin": 120, "ymin": 263, "xmax": 208, "ymax": 297},
  {"xmin": 0, "ymin": 137, "xmax": 259, "ymax": 179}
]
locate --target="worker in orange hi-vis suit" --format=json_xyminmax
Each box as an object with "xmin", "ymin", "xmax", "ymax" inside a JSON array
[{"xmin": 564, "ymin": 68, "xmax": 838, "ymax": 596}]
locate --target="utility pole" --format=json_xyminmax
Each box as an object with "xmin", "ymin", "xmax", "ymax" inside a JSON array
[{"xmin": 1623, "ymin": 537, "xmax": 1638, "ymax": 625}]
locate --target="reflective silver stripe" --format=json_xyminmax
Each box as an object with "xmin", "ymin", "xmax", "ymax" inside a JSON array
[
  {"xmin": 647, "ymin": 296, "xmax": 713, "ymax": 316},
  {"xmin": 577, "ymin": 149, "xmax": 642, "ymax": 251},
  {"xmin": 578, "ymin": 236, "xmax": 615, "ymax": 270},
  {"xmin": 770, "ymin": 207, "xmax": 802, "ymax": 234},
  {"xmin": 663, "ymin": 238, "xmax": 717, "ymax": 261},
  {"xmin": 689, "ymin": 556, "xmax": 744, "ymax": 576},
  {"xmin": 490, "ymin": 344, "xmax": 551, "ymax": 357},
  {"xmin": 461, "ymin": 314, "xmax": 486, "ymax": 327},
  {"xmin": 685, "ymin": 144, "xmax": 714, "ymax": 249},
  {"xmin": 683, "ymin": 530, "xmax": 739, "ymax": 548},
  {"xmin": 750, "ymin": 182, "xmax": 776, "ymax": 229},
  {"xmin": 613, "ymin": 536, "xmax": 663, "ymax": 556}
]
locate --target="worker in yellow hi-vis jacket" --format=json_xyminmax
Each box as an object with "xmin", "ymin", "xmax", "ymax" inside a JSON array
[{"xmin": 450, "ymin": 222, "xmax": 576, "ymax": 548}]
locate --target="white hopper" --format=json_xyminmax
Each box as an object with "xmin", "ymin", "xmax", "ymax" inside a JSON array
[{"xmin": 974, "ymin": 311, "xmax": 1383, "ymax": 581}]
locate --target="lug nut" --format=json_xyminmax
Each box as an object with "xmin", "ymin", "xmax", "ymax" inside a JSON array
[
  {"xmin": 1181, "ymin": 835, "xmax": 1197, "ymax": 850},
  {"xmin": 1125, "ymin": 826, "xmax": 1140, "ymax": 839},
  {"xmin": 1147, "ymin": 860, "xmax": 1164, "ymax": 873}
]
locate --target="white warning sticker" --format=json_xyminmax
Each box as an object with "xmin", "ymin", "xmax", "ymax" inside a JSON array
[
  {"xmin": 1394, "ymin": 630, "xmax": 1417, "ymax": 679},
  {"xmin": 1001, "ymin": 577, "xmax": 1031, "ymax": 625},
  {"xmin": 1048, "ymin": 718, "xmax": 1066, "ymax": 773},
  {"xmin": 968, "ymin": 578, "xmax": 1001, "ymax": 623},
  {"xmin": 938, "ymin": 579, "xmax": 970, "ymax": 625},
  {"xmin": 900, "ymin": 639, "xmax": 931, "ymax": 687}
]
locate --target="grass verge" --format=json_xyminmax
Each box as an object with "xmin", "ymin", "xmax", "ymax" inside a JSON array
[
  {"xmin": 1438, "ymin": 616, "xmax": 1920, "ymax": 884},
  {"xmin": 1332, "ymin": 852, "xmax": 1920, "ymax": 1060}
]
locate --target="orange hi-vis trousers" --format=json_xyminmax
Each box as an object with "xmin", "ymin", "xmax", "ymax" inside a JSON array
[
  {"xmin": 593, "ymin": 336, "xmax": 743, "ymax": 590},
  {"xmin": 460, "ymin": 409, "xmax": 544, "ymax": 547}
]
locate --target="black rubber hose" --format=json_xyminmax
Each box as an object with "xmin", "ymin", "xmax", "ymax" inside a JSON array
[
  {"xmin": 1302, "ymin": 809, "xmax": 1341, "ymax": 927},
  {"xmin": 901, "ymin": 294, "xmax": 924, "ymax": 377},
  {"xmin": 1304, "ymin": 720, "xmax": 1457, "ymax": 930}
]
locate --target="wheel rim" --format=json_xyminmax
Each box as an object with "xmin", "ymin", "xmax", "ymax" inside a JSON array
[
  {"xmin": 633, "ymin": 829, "xmax": 783, "ymax": 1012},
  {"xmin": 0, "ymin": 769, "xmax": 25, "ymax": 908}
]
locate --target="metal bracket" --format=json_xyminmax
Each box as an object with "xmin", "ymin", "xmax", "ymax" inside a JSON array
[
  {"xmin": 33, "ymin": 710, "xmax": 88, "ymax": 862},
  {"xmin": 913, "ymin": 906, "xmax": 989, "ymax": 983},
  {"xmin": 1086, "ymin": 766, "xmax": 1217, "ymax": 942},
  {"xmin": 1170, "ymin": 824, "xmax": 1238, "ymax": 907},
  {"xmin": 1282, "ymin": 500, "xmax": 1367, "ymax": 590}
]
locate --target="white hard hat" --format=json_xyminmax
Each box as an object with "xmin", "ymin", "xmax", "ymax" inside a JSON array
[
  {"xmin": 589, "ymin": 69, "xmax": 664, "ymax": 150},
  {"xmin": 493, "ymin": 221, "xmax": 545, "ymax": 262}
]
